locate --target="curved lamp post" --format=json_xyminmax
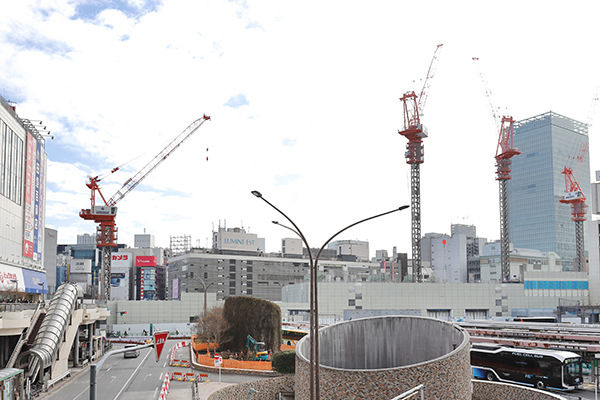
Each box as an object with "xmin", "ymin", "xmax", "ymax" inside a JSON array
[
  {"xmin": 252, "ymin": 190, "xmax": 409, "ymax": 400},
  {"xmin": 191, "ymin": 276, "xmax": 223, "ymax": 317}
]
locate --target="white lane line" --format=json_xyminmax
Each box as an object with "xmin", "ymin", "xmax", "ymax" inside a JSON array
[
  {"xmin": 113, "ymin": 349, "xmax": 152, "ymax": 400},
  {"xmin": 153, "ymin": 387, "xmax": 159, "ymax": 398}
]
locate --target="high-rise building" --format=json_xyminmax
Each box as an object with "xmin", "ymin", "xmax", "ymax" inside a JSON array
[{"xmin": 509, "ymin": 111, "xmax": 591, "ymax": 271}]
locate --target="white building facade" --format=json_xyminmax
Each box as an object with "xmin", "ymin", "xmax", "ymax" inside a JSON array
[{"xmin": 0, "ymin": 95, "xmax": 48, "ymax": 299}]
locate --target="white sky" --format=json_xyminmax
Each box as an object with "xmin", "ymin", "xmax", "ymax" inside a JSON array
[{"xmin": 1, "ymin": 0, "xmax": 599, "ymax": 256}]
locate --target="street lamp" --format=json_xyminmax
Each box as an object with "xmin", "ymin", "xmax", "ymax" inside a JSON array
[
  {"xmin": 252, "ymin": 190, "xmax": 409, "ymax": 400},
  {"xmin": 37, "ymin": 282, "xmax": 45, "ymax": 303},
  {"xmin": 191, "ymin": 277, "xmax": 223, "ymax": 317},
  {"xmin": 9, "ymin": 279, "xmax": 18, "ymax": 303}
]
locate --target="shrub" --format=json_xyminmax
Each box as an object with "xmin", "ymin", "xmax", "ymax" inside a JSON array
[
  {"xmin": 222, "ymin": 296, "xmax": 281, "ymax": 353},
  {"xmin": 272, "ymin": 350, "xmax": 296, "ymax": 374}
]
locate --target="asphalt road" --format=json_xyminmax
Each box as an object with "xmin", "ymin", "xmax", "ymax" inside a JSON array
[{"xmin": 41, "ymin": 339, "xmax": 266, "ymax": 400}]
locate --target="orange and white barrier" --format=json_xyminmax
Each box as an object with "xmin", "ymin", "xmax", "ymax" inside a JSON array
[
  {"xmin": 169, "ymin": 341, "xmax": 189, "ymax": 366},
  {"xmin": 158, "ymin": 373, "xmax": 170, "ymax": 400},
  {"xmin": 171, "ymin": 372, "xmax": 184, "ymax": 381}
]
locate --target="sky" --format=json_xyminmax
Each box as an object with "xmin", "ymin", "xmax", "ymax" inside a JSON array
[{"xmin": 1, "ymin": 0, "xmax": 599, "ymax": 256}]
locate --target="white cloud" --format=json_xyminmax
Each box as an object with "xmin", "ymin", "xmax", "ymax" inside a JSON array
[{"xmin": 1, "ymin": 0, "xmax": 599, "ymax": 255}]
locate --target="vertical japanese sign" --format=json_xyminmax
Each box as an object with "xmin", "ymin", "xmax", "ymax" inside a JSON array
[
  {"xmin": 36, "ymin": 146, "xmax": 45, "ymax": 261},
  {"xmin": 140, "ymin": 268, "xmax": 145, "ymax": 299},
  {"xmin": 23, "ymin": 132, "xmax": 35, "ymax": 259}
]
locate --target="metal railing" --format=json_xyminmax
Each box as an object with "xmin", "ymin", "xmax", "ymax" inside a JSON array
[{"xmin": 390, "ymin": 384, "xmax": 424, "ymax": 400}]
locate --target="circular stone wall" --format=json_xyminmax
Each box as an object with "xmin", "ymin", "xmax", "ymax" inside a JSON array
[{"xmin": 294, "ymin": 316, "xmax": 471, "ymax": 400}]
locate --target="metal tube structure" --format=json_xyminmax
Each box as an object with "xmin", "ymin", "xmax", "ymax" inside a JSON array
[{"xmin": 252, "ymin": 190, "xmax": 408, "ymax": 400}]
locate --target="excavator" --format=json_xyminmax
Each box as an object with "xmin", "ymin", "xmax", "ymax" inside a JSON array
[{"xmin": 246, "ymin": 335, "xmax": 269, "ymax": 361}]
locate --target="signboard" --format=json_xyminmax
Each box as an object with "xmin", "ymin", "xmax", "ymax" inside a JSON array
[
  {"xmin": 214, "ymin": 353, "xmax": 222, "ymax": 367},
  {"xmin": 172, "ymin": 278, "xmax": 179, "ymax": 300},
  {"xmin": 110, "ymin": 267, "xmax": 129, "ymax": 301},
  {"xmin": 112, "ymin": 253, "xmax": 132, "ymax": 268},
  {"xmin": 136, "ymin": 256, "xmax": 157, "ymax": 267},
  {"xmin": 0, "ymin": 265, "xmax": 24, "ymax": 289},
  {"xmin": 23, "ymin": 132, "xmax": 35, "ymax": 259},
  {"xmin": 217, "ymin": 230, "xmax": 259, "ymax": 252},
  {"xmin": 72, "ymin": 259, "xmax": 92, "ymax": 274},
  {"xmin": 21, "ymin": 269, "xmax": 47, "ymax": 293},
  {"xmin": 153, "ymin": 330, "xmax": 169, "ymax": 362},
  {"xmin": 140, "ymin": 268, "xmax": 145, "ymax": 299}
]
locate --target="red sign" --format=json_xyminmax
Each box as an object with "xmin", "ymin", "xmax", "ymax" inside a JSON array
[
  {"xmin": 136, "ymin": 256, "xmax": 157, "ymax": 266},
  {"xmin": 153, "ymin": 330, "xmax": 169, "ymax": 362}
]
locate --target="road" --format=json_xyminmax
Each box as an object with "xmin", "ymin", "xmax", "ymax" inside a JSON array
[{"xmin": 41, "ymin": 339, "xmax": 266, "ymax": 400}]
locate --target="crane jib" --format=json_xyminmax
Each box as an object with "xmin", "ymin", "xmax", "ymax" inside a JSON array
[{"xmin": 107, "ymin": 116, "xmax": 210, "ymax": 206}]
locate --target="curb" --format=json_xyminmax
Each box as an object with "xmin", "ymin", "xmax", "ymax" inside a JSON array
[{"xmin": 188, "ymin": 345, "xmax": 281, "ymax": 377}]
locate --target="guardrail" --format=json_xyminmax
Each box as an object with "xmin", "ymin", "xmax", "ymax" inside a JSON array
[{"xmin": 390, "ymin": 384, "xmax": 424, "ymax": 400}]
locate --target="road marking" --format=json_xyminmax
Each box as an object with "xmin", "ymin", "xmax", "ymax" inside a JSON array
[
  {"xmin": 153, "ymin": 387, "xmax": 158, "ymax": 398},
  {"xmin": 159, "ymin": 372, "xmax": 163, "ymax": 380},
  {"xmin": 144, "ymin": 374, "xmax": 152, "ymax": 381},
  {"xmin": 113, "ymin": 349, "xmax": 152, "ymax": 400}
]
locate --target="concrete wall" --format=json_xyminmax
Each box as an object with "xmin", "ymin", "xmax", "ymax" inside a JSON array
[
  {"xmin": 280, "ymin": 281, "xmax": 589, "ymax": 322},
  {"xmin": 294, "ymin": 316, "xmax": 471, "ymax": 400},
  {"xmin": 472, "ymin": 380, "xmax": 567, "ymax": 400},
  {"xmin": 207, "ymin": 375, "xmax": 294, "ymax": 400}
]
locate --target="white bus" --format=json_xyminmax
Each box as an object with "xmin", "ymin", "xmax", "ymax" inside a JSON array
[{"xmin": 471, "ymin": 343, "xmax": 583, "ymax": 390}]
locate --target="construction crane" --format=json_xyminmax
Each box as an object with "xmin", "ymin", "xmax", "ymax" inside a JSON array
[
  {"xmin": 560, "ymin": 167, "xmax": 587, "ymax": 272},
  {"xmin": 80, "ymin": 114, "xmax": 211, "ymax": 301},
  {"xmin": 473, "ymin": 57, "xmax": 521, "ymax": 282},
  {"xmin": 398, "ymin": 43, "xmax": 443, "ymax": 282}
]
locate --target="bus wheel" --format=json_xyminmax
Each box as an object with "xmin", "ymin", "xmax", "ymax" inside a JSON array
[
  {"xmin": 535, "ymin": 380, "xmax": 545, "ymax": 389},
  {"xmin": 486, "ymin": 372, "xmax": 495, "ymax": 381}
]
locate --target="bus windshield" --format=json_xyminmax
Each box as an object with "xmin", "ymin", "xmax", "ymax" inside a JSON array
[{"xmin": 563, "ymin": 358, "xmax": 583, "ymax": 386}]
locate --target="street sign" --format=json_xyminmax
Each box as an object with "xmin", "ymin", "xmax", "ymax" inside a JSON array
[
  {"xmin": 214, "ymin": 353, "xmax": 222, "ymax": 367},
  {"xmin": 153, "ymin": 330, "xmax": 169, "ymax": 362}
]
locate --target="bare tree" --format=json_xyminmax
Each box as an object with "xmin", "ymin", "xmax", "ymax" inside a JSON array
[{"xmin": 194, "ymin": 305, "xmax": 230, "ymax": 356}]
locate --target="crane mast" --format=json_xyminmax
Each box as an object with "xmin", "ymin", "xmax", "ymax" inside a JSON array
[
  {"xmin": 473, "ymin": 57, "xmax": 520, "ymax": 282},
  {"xmin": 398, "ymin": 43, "xmax": 443, "ymax": 283},
  {"xmin": 80, "ymin": 115, "xmax": 211, "ymax": 301},
  {"xmin": 559, "ymin": 167, "xmax": 587, "ymax": 272}
]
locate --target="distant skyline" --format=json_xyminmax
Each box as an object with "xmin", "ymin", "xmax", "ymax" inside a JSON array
[{"xmin": 1, "ymin": 1, "xmax": 599, "ymax": 256}]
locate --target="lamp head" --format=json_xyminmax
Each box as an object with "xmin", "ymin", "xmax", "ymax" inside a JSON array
[
  {"xmin": 251, "ymin": 190, "xmax": 262, "ymax": 198},
  {"xmin": 399, "ymin": 205, "xmax": 410, "ymax": 211},
  {"xmin": 272, "ymin": 221, "xmax": 278, "ymax": 224}
]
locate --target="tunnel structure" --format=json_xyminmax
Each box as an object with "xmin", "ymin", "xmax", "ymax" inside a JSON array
[{"xmin": 294, "ymin": 316, "xmax": 472, "ymax": 400}]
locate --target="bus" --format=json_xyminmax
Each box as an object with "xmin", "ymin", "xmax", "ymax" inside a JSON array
[
  {"xmin": 282, "ymin": 328, "xmax": 308, "ymax": 346},
  {"xmin": 513, "ymin": 316, "xmax": 557, "ymax": 323},
  {"xmin": 471, "ymin": 343, "xmax": 583, "ymax": 390}
]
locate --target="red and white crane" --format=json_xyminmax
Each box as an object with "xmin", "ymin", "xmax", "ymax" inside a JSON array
[
  {"xmin": 473, "ymin": 57, "xmax": 521, "ymax": 282},
  {"xmin": 80, "ymin": 114, "xmax": 211, "ymax": 300},
  {"xmin": 398, "ymin": 43, "xmax": 443, "ymax": 282},
  {"xmin": 559, "ymin": 167, "xmax": 587, "ymax": 272}
]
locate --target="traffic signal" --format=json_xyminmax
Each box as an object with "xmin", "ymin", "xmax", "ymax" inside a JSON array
[{"xmin": 119, "ymin": 311, "xmax": 127, "ymax": 316}]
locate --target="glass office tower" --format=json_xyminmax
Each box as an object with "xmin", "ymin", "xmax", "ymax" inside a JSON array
[{"xmin": 509, "ymin": 111, "xmax": 590, "ymax": 271}]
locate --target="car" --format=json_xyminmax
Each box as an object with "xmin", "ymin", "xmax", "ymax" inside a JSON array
[{"xmin": 124, "ymin": 345, "xmax": 139, "ymax": 358}]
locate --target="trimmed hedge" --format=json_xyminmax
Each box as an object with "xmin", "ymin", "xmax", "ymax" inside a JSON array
[
  {"xmin": 222, "ymin": 296, "xmax": 282, "ymax": 353},
  {"xmin": 272, "ymin": 350, "xmax": 296, "ymax": 374}
]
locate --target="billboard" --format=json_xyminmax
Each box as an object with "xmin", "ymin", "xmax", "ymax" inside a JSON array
[
  {"xmin": 112, "ymin": 252, "xmax": 132, "ymax": 268},
  {"xmin": 111, "ymin": 267, "xmax": 130, "ymax": 301},
  {"xmin": 71, "ymin": 259, "xmax": 92, "ymax": 274},
  {"xmin": 23, "ymin": 132, "xmax": 35, "ymax": 259},
  {"xmin": 136, "ymin": 256, "xmax": 157, "ymax": 267},
  {"xmin": 172, "ymin": 278, "xmax": 179, "ymax": 300},
  {"xmin": 0, "ymin": 265, "xmax": 24, "ymax": 290},
  {"xmin": 22, "ymin": 132, "xmax": 46, "ymax": 261},
  {"xmin": 217, "ymin": 230, "xmax": 259, "ymax": 252}
]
